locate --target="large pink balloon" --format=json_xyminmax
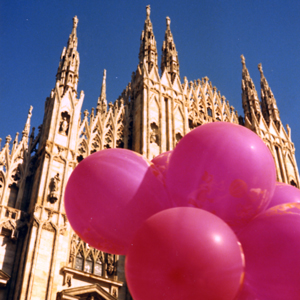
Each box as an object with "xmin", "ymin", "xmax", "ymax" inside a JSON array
[
  {"xmin": 65, "ymin": 148, "xmax": 172, "ymax": 255},
  {"xmin": 237, "ymin": 203, "xmax": 300, "ymax": 300},
  {"xmin": 234, "ymin": 282, "xmax": 260, "ymax": 300},
  {"xmin": 166, "ymin": 122, "xmax": 276, "ymax": 230},
  {"xmin": 266, "ymin": 182, "xmax": 300, "ymax": 209},
  {"xmin": 151, "ymin": 150, "xmax": 173, "ymax": 179},
  {"xmin": 126, "ymin": 207, "xmax": 245, "ymax": 300}
]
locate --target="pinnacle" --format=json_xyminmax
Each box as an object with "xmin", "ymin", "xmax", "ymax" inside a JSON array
[
  {"xmin": 100, "ymin": 69, "xmax": 107, "ymax": 99},
  {"xmin": 56, "ymin": 16, "xmax": 80, "ymax": 97}
]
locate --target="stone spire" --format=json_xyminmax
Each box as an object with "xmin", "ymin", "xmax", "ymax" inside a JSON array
[
  {"xmin": 97, "ymin": 69, "xmax": 107, "ymax": 114},
  {"xmin": 161, "ymin": 16, "xmax": 179, "ymax": 83},
  {"xmin": 100, "ymin": 69, "xmax": 106, "ymax": 101},
  {"xmin": 258, "ymin": 63, "xmax": 281, "ymax": 127},
  {"xmin": 138, "ymin": 5, "xmax": 158, "ymax": 73},
  {"xmin": 22, "ymin": 106, "xmax": 33, "ymax": 139},
  {"xmin": 241, "ymin": 55, "xmax": 261, "ymax": 121},
  {"xmin": 56, "ymin": 16, "xmax": 80, "ymax": 97}
]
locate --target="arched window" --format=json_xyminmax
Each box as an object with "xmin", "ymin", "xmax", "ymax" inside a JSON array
[
  {"xmin": 84, "ymin": 254, "xmax": 93, "ymax": 273},
  {"xmin": 94, "ymin": 257, "xmax": 103, "ymax": 276},
  {"xmin": 275, "ymin": 146, "xmax": 284, "ymax": 180},
  {"xmin": 75, "ymin": 250, "xmax": 84, "ymax": 271}
]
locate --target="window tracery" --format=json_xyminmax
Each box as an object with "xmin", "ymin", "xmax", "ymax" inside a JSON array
[{"xmin": 70, "ymin": 234, "xmax": 118, "ymax": 279}]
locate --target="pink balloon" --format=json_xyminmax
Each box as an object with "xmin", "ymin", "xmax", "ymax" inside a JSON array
[
  {"xmin": 266, "ymin": 182, "xmax": 300, "ymax": 209},
  {"xmin": 237, "ymin": 203, "xmax": 300, "ymax": 300},
  {"xmin": 166, "ymin": 122, "xmax": 276, "ymax": 230},
  {"xmin": 234, "ymin": 282, "xmax": 260, "ymax": 300},
  {"xmin": 65, "ymin": 148, "xmax": 172, "ymax": 255},
  {"xmin": 151, "ymin": 150, "xmax": 173, "ymax": 179},
  {"xmin": 126, "ymin": 207, "xmax": 245, "ymax": 300}
]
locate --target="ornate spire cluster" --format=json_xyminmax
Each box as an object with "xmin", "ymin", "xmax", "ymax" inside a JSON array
[
  {"xmin": 258, "ymin": 63, "xmax": 280, "ymax": 127},
  {"xmin": 161, "ymin": 16, "xmax": 179, "ymax": 82},
  {"xmin": 241, "ymin": 55, "xmax": 261, "ymax": 121},
  {"xmin": 56, "ymin": 16, "xmax": 80, "ymax": 97},
  {"xmin": 138, "ymin": 5, "xmax": 158, "ymax": 72}
]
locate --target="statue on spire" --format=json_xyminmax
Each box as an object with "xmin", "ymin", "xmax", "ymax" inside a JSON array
[
  {"xmin": 146, "ymin": 5, "xmax": 150, "ymax": 19},
  {"xmin": 240, "ymin": 55, "xmax": 261, "ymax": 122},
  {"xmin": 56, "ymin": 16, "xmax": 80, "ymax": 97},
  {"xmin": 161, "ymin": 16, "xmax": 180, "ymax": 82},
  {"xmin": 138, "ymin": 5, "xmax": 158, "ymax": 73},
  {"xmin": 258, "ymin": 63, "xmax": 280, "ymax": 126}
]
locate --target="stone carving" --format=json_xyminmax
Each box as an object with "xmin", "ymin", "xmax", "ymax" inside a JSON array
[
  {"xmin": 175, "ymin": 132, "xmax": 183, "ymax": 145},
  {"xmin": 48, "ymin": 173, "xmax": 60, "ymax": 203},
  {"xmin": 150, "ymin": 122, "xmax": 159, "ymax": 145},
  {"xmin": 66, "ymin": 274, "xmax": 72, "ymax": 287},
  {"xmin": 112, "ymin": 287, "xmax": 118, "ymax": 298},
  {"xmin": 59, "ymin": 117, "xmax": 69, "ymax": 135},
  {"xmin": 106, "ymin": 253, "xmax": 115, "ymax": 277}
]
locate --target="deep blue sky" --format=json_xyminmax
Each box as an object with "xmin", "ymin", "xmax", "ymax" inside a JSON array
[{"xmin": 1, "ymin": 1, "xmax": 300, "ymax": 165}]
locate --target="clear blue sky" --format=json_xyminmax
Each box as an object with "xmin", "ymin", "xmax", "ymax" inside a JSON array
[{"xmin": 1, "ymin": 1, "xmax": 300, "ymax": 165}]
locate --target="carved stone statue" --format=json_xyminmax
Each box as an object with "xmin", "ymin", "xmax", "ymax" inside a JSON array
[
  {"xmin": 106, "ymin": 253, "xmax": 115, "ymax": 276},
  {"xmin": 150, "ymin": 122, "xmax": 159, "ymax": 144},
  {"xmin": 59, "ymin": 117, "xmax": 69, "ymax": 136},
  {"xmin": 49, "ymin": 173, "xmax": 60, "ymax": 203}
]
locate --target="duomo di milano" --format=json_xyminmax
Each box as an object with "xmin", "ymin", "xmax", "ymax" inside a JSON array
[{"xmin": 0, "ymin": 5, "xmax": 299, "ymax": 300}]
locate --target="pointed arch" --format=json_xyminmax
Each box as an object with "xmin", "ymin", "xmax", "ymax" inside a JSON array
[
  {"xmin": 174, "ymin": 105, "xmax": 184, "ymax": 139},
  {"xmin": 198, "ymin": 94, "xmax": 206, "ymax": 113},
  {"xmin": 77, "ymin": 138, "xmax": 88, "ymax": 163},
  {"xmin": 74, "ymin": 246, "xmax": 84, "ymax": 271},
  {"xmin": 91, "ymin": 117, "xmax": 103, "ymax": 136},
  {"xmin": 206, "ymin": 95, "xmax": 214, "ymax": 107},
  {"xmin": 90, "ymin": 135, "xmax": 101, "ymax": 154},
  {"xmin": 189, "ymin": 93, "xmax": 196, "ymax": 105},
  {"xmin": 103, "ymin": 116, "xmax": 114, "ymax": 149},
  {"xmin": 215, "ymin": 107, "xmax": 222, "ymax": 121},
  {"xmin": 285, "ymin": 154, "xmax": 298, "ymax": 186},
  {"xmin": 78, "ymin": 118, "xmax": 90, "ymax": 140},
  {"xmin": 94, "ymin": 255, "xmax": 104, "ymax": 276},
  {"xmin": 115, "ymin": 110, "xmax": 125, "ymax": 148},
  {"xmin": 149, "ymin": 95, "xmax": 160, "ymax": 123},
  {"xmin": 84, "ymin": 251, "xmax": 94, "ymax": 273},
  {"xmin": 7, "ymin": 166, "xmax": 21, "ymax": 208}
]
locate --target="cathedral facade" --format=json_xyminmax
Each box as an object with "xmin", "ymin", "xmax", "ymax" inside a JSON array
[{"xmin": 0, "ymin": 6, "xmax": 299, "ymax": 300}]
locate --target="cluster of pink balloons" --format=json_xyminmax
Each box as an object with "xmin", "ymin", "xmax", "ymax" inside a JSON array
[{"xmin": 64, "ymin": 122, "xmax": 300, "ymax": 300}]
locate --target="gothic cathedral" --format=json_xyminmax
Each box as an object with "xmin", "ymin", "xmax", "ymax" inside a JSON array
[{"xmin": 0, "ymin": 6, "xmax": 299, "ymax": 300}]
